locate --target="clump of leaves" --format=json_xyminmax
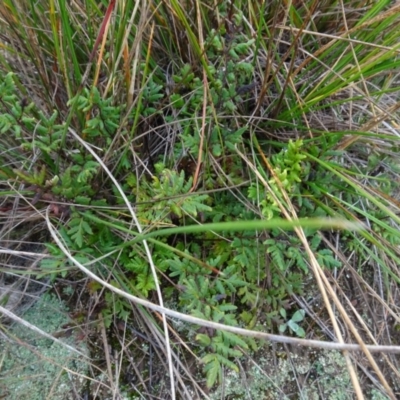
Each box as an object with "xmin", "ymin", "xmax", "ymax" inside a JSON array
[
  {"xmin": 0, "ymin": 60, "xmax": 331, "ymax": 390},
  {"xmin": 2, "ymin": 0, "xmax": 400, "ymax": 395},
  {"xmin": 279, "ymin": 309, "xmax": 306, "ymax": 337}
]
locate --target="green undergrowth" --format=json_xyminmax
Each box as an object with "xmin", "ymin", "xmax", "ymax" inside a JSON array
[
  {"xmin": 2, "ymin": 65, "xmax": 400, "ymax": 387},
  {"xmin": 1, "ymin": 0, "xmax": 400, "ymax": 394}
]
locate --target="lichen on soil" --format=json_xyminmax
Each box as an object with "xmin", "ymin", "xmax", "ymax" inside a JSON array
[{"xmin": 0, "ymin": 292, "xmax": 89, "ymax": 400}]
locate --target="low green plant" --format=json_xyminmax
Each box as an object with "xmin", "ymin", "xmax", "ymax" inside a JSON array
[
  {"xmin": 279, "ymin": 308, "xmax": 306, "ymax": 338},
  {"xmin": 0, "ymin": 31, "xmax": 397, "ymax": 389},
  {"xmin": 1, "ymin": 0, "xmax": 400, "ymax": 396}
]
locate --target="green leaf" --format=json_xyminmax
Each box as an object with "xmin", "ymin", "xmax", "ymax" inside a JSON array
[
  {"xmin": 75, "ymin": 196, "xmax": 91, "ymax": 205},
  {"xmin": 288, "ymin": 320, "xmax": 300, "ymax": 332},
  {"xmin": 68, "ymin": 216, "xmax": 93, "ymax": 248},
  {"xmin": 170, "ymin": 93, "xmax": 184, "ymax": 108},
  {"xmin": 202, "ymin": 354, "xmax": 221, "ymax": 388},
  {"xmin": 221, "ymin": 330, "xmax": 248, "ymax": 349},
  {"xmin": 136, "ymin": 273, "xmax": 155, "ymax": 297},
  {"xmin": 296, "ymin": 327, "xmax": 306, "ymax": 338},
  {"xmin": 291, "ymin": 309, "xmax": 305, "ymax": 322},
  {"xmin": 212, "ymin": 143, "xmax": 222, "ymax": 156},
  {"xmin": 196, "ymin": 333, "xmax": 211, "ymax": 346},
  {"xmin": 218, "ymin": 304, "xmax": 237, "ymax": 312}
]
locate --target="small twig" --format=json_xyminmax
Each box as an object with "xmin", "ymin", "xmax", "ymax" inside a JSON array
[
  {"xmin": 99, "ymin": 313, "xmax": 115, "ymax": 397},
  {"xmin": 190, "ymin": 68, "xmax": 208, "ymax": 192},
  {"xmin": 67, "ymin": 126, "xmax": 175, "ymax": 400}
]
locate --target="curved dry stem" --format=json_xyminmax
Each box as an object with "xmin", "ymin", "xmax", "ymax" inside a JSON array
[
  {"xmin": 45, "ymin": 207, "xmax": 400, "ymax": 354},
  {"xmin": 66, "ymin": 126, "xmax": 176, "ymax": 399}
]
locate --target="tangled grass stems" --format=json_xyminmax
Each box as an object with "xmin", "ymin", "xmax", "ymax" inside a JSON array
[{"xmin": 1, "ymin": 0, "xmax": 400, "ymax": 398}]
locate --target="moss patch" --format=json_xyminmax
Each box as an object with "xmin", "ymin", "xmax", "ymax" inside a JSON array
[
  {"xmin": 209, "ymin": 348, "xmax": 382, "ymax": 399},
  {"xmin": 0, "ymin": 293, "xmax": 89, "ymax": 400}
]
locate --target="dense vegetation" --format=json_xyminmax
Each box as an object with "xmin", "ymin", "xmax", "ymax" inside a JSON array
[{"xmin": 1, "ymin": 0, "xmax": 400, "ymax": 398}]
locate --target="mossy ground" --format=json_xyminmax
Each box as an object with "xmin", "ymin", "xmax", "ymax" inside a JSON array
[
  {"xmin": 0, "ymin": 293, "xmax": 89, "ymax": 400},
  {"xmin": 208, "ymin": 347, "xmax": 391, "ymax": 400}
]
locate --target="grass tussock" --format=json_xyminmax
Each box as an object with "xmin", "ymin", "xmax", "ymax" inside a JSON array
[{"xmin": 1, "ymin": 0, "xmax": 400, "ymax": 398}]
